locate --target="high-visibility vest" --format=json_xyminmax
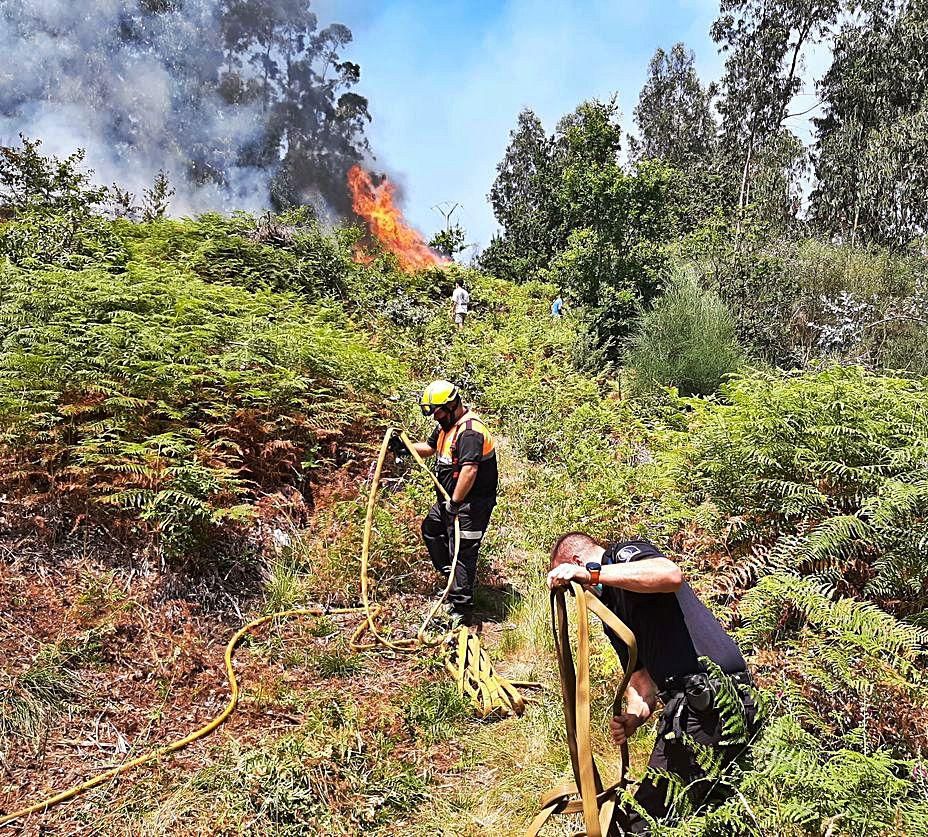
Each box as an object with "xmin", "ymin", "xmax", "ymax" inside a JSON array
[{"xmin": 435, "ymin": 410, "xmax": 496, "ymax": 481}]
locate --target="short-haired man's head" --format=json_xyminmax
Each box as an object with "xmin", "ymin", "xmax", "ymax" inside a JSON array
[
  {"xmin": 455, "ymin": 278, "xmax": 464, "ymax": 287},
  {"xmin": 549, "ymin": 531, "xmax": 602, "ymax": 569}
]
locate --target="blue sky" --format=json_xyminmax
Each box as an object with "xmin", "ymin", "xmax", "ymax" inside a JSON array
[
  {"xmin": 320, "ymin": 0, "xmax": 725, "ymax": 256},
  {"xmin": 322, "ymin": 0, "xmax": 828, "ymax": 258}
]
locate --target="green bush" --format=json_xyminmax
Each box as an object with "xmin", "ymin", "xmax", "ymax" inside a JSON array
[
  {"xmin": 0, "ymin": 210, "xmax": 129, "ymax": 271},
  {"xmin": 117, "ymin": 214, "xmax": 352, "ymax": 300},
  {"xmin": 627, "ymin": 273, "xmax": 744, "ymax": 396},
  {"xmin": 685, "ymin": 231, "xmax": 928, "ymax": 373},
  {"xmin": 0, "ymin": 137, "xmax": 128, "ymax": 272}
]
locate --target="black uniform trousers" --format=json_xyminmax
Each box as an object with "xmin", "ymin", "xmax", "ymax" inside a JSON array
[
  {"xmin": 421, "ymin": 497, "xmax": 495, "ymax": 611},
  {"xmin": 617, "ymin": 683, "xmax": 758, "ymax": 834}
]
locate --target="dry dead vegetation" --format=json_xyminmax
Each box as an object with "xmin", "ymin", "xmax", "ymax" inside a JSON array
[{"xmin": 0, "ymin": 434, "xmax": 565, "ymax": 836}]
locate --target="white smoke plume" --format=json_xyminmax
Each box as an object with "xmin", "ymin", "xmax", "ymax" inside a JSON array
[{"xmin": 0, "ymin": 0, "xmax": 367, "ymax": 216}]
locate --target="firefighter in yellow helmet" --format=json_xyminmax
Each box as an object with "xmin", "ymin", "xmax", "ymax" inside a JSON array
[{"xmin": 389, "ymin": 380, "xmax": 499, "ymax": 620}]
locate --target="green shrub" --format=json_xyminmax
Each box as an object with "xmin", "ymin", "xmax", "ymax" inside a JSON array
[
  {"xmin": 0, "ymin": 137, "xmax": 128, "ymax": 272},
  {"xmin": 627, "ymin": 272, "xmax": 744, "ymax": 396},
  {"xmin": 683, "ymin": 365, "xmax": 928, "ymax": 610},
  {"xmin": 0, "ymin": 210, "xmax": 129, "ymax": 271},
  {"xmin": 312, "ymin": 646, "xmax": 364, "ymax": 679},
  {"xmin": 686, "ymin": 231, "xmax": 928, "ymax": 373}
]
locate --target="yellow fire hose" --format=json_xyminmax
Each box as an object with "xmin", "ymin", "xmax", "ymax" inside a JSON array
[
  {"xmin": 525, "ymin": 582, "xmax": 638, "ymax": 837},
  {"xmin": 0, "ymin": 605, "xmax": 362, "ymax": 827},
  {"xmin": 350, "ymin": 428, "xmax": 463, "ymax": 651},
  {"xmin": 353, "ymin": 430, "xmax": 531, "ymax": 717},
  {"xmin": 0, "ymin": 427, "xmax": 527, "ymax": 827},
  {"xmin": 353, "ymin": 430, "xmax": 531, "ymax": 716}
]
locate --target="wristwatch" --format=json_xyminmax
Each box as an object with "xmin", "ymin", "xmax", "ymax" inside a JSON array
[{"xmin": 584, "ymin": 561, "xmax": 601, "ymax": 585}]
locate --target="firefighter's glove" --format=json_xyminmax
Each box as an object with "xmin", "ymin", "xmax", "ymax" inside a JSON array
[
  {"xmin": 387, "ymin": 431, "xmax": 409, "ymax": 458},
  {"xmin": 444, "ymin": 499, "xmax": 462, "ymax": 517}
]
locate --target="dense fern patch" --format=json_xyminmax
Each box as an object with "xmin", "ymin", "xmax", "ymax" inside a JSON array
[
  {"xmin": 0, "ymin": 228, "xmax": 401, "ymax": 556},
  {"xmin": 684, "ymin": 365, "xmax": 928, "ymax": 613}
]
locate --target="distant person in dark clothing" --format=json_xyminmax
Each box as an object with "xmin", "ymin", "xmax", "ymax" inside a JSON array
[
  {"xmin": 547, "ymin": 532, "xmax": 758, "ymax": 834},
  {"xmin": 389, "ymin": 380, "xmax": 498, "ymax": 618}
]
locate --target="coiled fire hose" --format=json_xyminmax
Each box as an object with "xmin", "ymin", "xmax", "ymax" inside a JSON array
[
  {"xmin": 350, "ymin": 428, "xmax": 463, "ymax": 651},
  {"xmin": 525, "ymin": 581, "xmax": 638, "ymax": 837},
  {"xmin": 356, "ymin": 429, "xmax": 531, "ymax": 714},
  {"xmin": 0, "ymin": 427, "xmax": 527, "ymax": 827}
]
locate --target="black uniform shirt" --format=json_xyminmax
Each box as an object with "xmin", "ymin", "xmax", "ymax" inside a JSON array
[
  {"xmin": 599, "ymin": 539, "xmax": 747, "ymax": 687},
  {"xmin": 426, "ymin": 421, "xmax": 498, "ymax": 501}
]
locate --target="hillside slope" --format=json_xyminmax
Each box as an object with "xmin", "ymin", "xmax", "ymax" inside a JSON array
[{"xmin": 1, "ymin": 211, "xmax": 927, "ymax": 836}]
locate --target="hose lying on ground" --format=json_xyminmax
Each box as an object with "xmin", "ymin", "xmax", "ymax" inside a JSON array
[
  {"xmin": 445, "ymin": 625, "xmax": 528, "ymax": 717},
  {"xmin": 0, "ymin": 427, "xmax": 528, "ymax": 827}
]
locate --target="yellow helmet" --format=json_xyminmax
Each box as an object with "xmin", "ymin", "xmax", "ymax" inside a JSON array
[{"xmin": 420, "ymin": 380, "xmax": 460, "ymax": 416}]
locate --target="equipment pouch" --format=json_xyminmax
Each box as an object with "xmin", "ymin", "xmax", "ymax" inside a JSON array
[{"xmin": 683, "ymin": 673, "xmax": 715, "ymax": 713}]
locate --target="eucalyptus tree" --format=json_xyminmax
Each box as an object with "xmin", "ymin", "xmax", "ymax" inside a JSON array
[
  {"xmin": 629, "ymin": 43, "xmax": 717, "ymax": 167},
  {"xmin": 713, "ymin": 0, "xmax": 842, "ymax": 228},
  {"xmin": 220, "ymin": 0, "xmax": 370, "ymax": 212},
  {"xmin": 812, "ymin": 0, "xmax": 928, "ymax": 247},
  {"xmin": 629, "ymin": 43, "xmax": 731, "ymax": 230}
]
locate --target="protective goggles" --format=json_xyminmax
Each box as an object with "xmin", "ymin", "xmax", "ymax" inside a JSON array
[{"xmin": 420, "ymin": 403, "xmax": 450, "ymax": 417}]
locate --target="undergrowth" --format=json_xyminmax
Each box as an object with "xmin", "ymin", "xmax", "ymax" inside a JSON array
[
  {"xmin": 0, "ymin": 222, "xmax": 401, "ymax": 559},
  {"xmin": 2, "ymin": 177, "xmax": 926, "ymax": 835}
]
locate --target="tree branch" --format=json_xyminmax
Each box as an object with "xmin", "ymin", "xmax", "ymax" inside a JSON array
[{"xmin": 784, "ymin": 99, "xmax": 824, "ymax": 118}]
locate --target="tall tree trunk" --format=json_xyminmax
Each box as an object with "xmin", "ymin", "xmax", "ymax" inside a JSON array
[
  {"xmin": 775, "ymin": 20, "xmax": 815, "ymax": 130},
  {"xmin": 736, "ymin": 123, "xmax": 756, "ymax": 240}
]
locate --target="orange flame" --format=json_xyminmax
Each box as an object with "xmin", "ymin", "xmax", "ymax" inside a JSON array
[{"xmin": 347, "ymin": 164, "xmax": 447, "ymax": 271}]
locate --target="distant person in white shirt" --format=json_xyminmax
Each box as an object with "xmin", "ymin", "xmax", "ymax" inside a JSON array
[
  {"xmin": 551, "ymin": 293, "xmax": 565, "ymax": 318},
  {"xmin": 451, "ymin": 278, "xmax": 470, "ymax": 327}
]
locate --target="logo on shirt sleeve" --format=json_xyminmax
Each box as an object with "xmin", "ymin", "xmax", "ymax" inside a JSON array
[{"xmin": 617, "ymin": 545, "xmax": 641, "ymax": 562}]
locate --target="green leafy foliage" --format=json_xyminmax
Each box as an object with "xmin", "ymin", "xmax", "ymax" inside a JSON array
[
  {"xmin": 0, "ymin": 136, "xmax": 108, "ymax": 216},
  {"xmin": 685, "ymin": 365, "xmax": 928, "ymax": 609},
  {"xmin": 627, "ymin": 272, "xmax": 744, "ymax": 396},
  {"xmin": 0, "ymin": 217, "xmax": 401, "ymax": 556},
  {"xmin": 483, "ymin": 100, "xmax": 679, "ymax": 360},
  {"xmin": 428, "ymin": 223, "xmax": 467, "ymax": 259},
  {"xmin": 0, "ymin": 136, "xmax": 127, "ymax": 271}
]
